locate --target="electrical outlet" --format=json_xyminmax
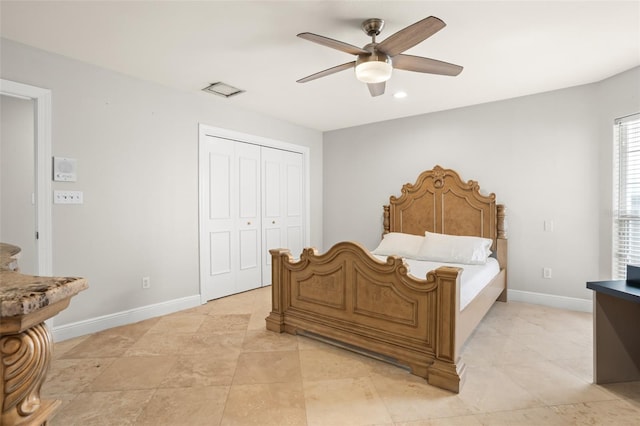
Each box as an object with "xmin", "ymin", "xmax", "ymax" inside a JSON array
[
  {"xmin": 543, "ymin": 268, "xmax": 552, "ymax": 279},
  {"xmin": 142, "ymin": 276, "xmax": 151, "ymax": 289}
]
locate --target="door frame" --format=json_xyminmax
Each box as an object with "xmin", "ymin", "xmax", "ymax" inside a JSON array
[
  {"xmin": 198, "ymin": 124, "xmax": 310, "ymax": 304},
  {"xmin": 0, "ymin": 79, "xmax": 53, "ymax": 278}
]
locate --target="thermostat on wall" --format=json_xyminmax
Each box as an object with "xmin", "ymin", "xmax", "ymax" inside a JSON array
[{"xmin": 53, "ymin": 157, "xmax": 77, "ymax": 182}]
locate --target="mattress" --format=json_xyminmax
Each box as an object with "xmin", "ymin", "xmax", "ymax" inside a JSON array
[{"xmin": 374, "ymin": 256, "xmax": 500, "ymax": 311}]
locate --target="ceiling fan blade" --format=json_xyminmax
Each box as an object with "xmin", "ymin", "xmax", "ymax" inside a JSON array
[
  {"xmin": 367, "ymin": 82, "xmax": 385, "ymax": 97},
  {"xmin": 298, "ymin": 32, "xmax": 369, "ymax": 55},
  {"xmin": 377, "ymin": 16, "xmax": 446, "ymax": 56},
  {"xmin": 393, "ymin": 54, "xmax": 463, "ymax": 76},
  {"xmin": 297, "ymin": 61, "xmax": 356, "ymax": 83}
]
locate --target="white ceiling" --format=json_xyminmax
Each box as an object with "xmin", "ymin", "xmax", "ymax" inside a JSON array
[{"xmin": 1, "ymin": 1, "xmax": 639, "ymax": 131}]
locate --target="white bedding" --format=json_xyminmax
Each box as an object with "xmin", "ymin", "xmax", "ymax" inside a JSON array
[{"xmin": 374, "ymin": 256, "xmax": 500, "ymax": 311}]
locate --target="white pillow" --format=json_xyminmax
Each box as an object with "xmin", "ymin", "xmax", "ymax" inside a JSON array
[
  {"xmin": 371, "ymin": 232, "xmax": 425, "ymax": 259},
  {"xmin": 416, "ymin": 231, "xmax": 493, "ymax": 265}
]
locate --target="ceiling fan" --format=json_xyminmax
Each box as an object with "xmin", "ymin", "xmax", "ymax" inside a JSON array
[{"xmin": 297, "ymin": 16, "xmax": 463, "ymax": 97}]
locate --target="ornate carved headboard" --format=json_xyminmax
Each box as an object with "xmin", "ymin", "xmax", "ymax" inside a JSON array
[{"xmin": 383, "ymin": 166, "xmax": 506, "ymax": 250}]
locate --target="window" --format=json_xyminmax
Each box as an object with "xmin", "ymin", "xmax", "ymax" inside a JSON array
[{"xmin": 613, "ymin": 113, "xmax": 640, "ymax": 279}]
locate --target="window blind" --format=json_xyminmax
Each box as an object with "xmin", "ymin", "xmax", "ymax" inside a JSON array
[{"xmin": 613, "ymin": 113, "xmax": 640, "ymax": 279}]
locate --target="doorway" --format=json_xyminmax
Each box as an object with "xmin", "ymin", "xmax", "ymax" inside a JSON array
[
  {"xmin": 0, "ymin": 79, "xmax": 52, "ymax": 277},
  {"xmin": 1, "ymin": 95, "xmax": 37, "ymax": 274}
]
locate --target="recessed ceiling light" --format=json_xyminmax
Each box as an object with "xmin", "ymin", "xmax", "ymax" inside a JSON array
[
  {"xmin": 393, "ymin": 91, "xmax": 408, "ymax": 99},
  {"xmin": 202, "ymin": 82, "xmax": 245, "ymax": 98}
]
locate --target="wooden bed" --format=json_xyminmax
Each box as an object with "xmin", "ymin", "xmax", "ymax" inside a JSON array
[{"xmin": 265, "ymin": 166, "xmax": 507, "ymax": 393}]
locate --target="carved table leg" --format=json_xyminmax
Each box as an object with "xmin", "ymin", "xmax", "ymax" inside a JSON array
[{"xmin": 1, "ymin": 322, "xmax": 60, "ymax": 426}]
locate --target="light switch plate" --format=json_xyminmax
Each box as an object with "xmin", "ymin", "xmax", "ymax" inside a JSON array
[{"xmin": 54, "ymin": 190, "xmax": 83, "ymax": 204}]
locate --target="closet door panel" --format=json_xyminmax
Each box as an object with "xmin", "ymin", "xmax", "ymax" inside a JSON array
[
  {"xmin": 263, "ymin": 161, "xmax": 281, "ymax": 218},
  {"xmin": 238, "ymin": 156, "xmax": 258, "ymax": 218},
  {"xmin": 287, "ymin": 226, "xmax": 303, "ymax": 259},
  {"xmin": 201, "ymin": 138, "xmax": 237, "ymax": 300},
  {"xmin": 239, "ymin": 229, "xmax": 259, "ymax": 269},
  {"xmin": 261, "ymin": 147, "xmax": 304, "ymax": 285},
  {"xmin": 261, "ymin": 148, "xmax": 282, "ymax": 285},
  {"xmin": 264, "ymin": 228, "xmax": 282, "ymax": 260},
  {"xmin": 209, "ymin": 231, "xmax": 231, "ymax": 275},
  {"xmin": 209, "ymin": 154, "xmax": 231, "ymax": 219},
  {"xmin": 201, "ymin": 136, "xmax": 261, "ymax": 300},
  {"xmin": 285, "ymin": 153, "xmax": 303, "ymax": 257},
  {"xmin": 235, "ymin": 142, "xmax": 262, "ymax": 292},
  {"xmin": 238, "ymin": 227, "xmax": 260, "ymax": 292},
  {"xmin": 286, "ymin": 163, "xmax": 302, "ymax": 217}
]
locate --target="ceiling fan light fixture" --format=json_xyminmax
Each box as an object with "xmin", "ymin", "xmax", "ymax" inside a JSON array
[{"xmin": 355, "ymin": 55, "xmax": 392, "ymax": 84}]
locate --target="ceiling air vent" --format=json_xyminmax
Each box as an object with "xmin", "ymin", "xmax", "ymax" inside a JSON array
[{"xmin": 202, "ymin": 82, "xmax": 245, "ymax": 98}]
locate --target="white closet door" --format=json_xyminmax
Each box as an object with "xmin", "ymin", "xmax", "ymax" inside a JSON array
[
  {"xmin": 236, "ymin": 142, "xmax": 262, "ymax": 292},
  {"xmin": 261, "ymin": 147, "xmax": 304, "ymax": 285},
  {"xmin": 200, "ymin": 136, "xmax": 261, "ymax": 301}
]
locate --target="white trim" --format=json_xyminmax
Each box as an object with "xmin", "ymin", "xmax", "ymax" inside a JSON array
[
  {"xmin": 0, "ymin": 79, "xmax": 53, "ymax": 278},
  {"xmin": 197, "ymin": 124, "xmax": 311, "ymax": 305},
  {"xmin": 199, "ymin": 124, "xmax": 309, "ymax": 155},
  {"xmin": 51, "ymin": 295, "xmax": 202, "ymax": 342},
  {"xmin": 507, "ymin": 289, "xmax": 592, "ymax": 313}
]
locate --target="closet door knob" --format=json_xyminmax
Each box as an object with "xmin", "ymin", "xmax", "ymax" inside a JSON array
[
  {"xmin": 272, "ymin": 221, "xmax": 276, "ymax": 224},
  {"xmin": 247, "ymin": 221, "xmax": 251, "ymax": 225}
]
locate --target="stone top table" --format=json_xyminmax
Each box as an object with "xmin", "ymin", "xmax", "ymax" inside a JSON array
[{"xmin": 1, "ymin": 242, "xmax": 87, "ymax": 426}]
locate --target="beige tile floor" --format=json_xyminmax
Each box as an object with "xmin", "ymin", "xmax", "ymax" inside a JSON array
[{"xmin": 43, "ymin": 287, "xmax": 640, "ymax": 425}]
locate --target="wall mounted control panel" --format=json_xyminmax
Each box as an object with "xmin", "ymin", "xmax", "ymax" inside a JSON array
[
  {"xmin": 53, "ymin": 157, "xmax": 78, "ymax": 182},
  {"xmin": 54, "ymin": 190, "xmax": 83, "ymax": 204}
]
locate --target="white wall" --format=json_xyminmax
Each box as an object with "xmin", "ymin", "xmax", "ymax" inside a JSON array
[
  {"xmin": 0, "ymin": 38, "xmax": 323, "ymax": 330},
  {"xmin": 323, "ymin": 66, "xmax": 640, "ymax": 304},
  {"xmin": 0, "ymin": 95, "xmax": 37, "ymax": 274}
]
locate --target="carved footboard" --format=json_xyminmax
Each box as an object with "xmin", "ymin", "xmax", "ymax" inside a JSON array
[{"xmin": 266, "ymin": 242, "xmax": 467, "ymax": 392}]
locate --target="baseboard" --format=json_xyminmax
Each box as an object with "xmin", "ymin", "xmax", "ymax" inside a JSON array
[
  {"xmin": 51, "ymin": 290, "xmax": 591, "ymax": 342},
  {"xmin": 52, "ymin": 295, "xmax": 202, "ymax": 342},
  {"xmin": 507, "ymin": 289, "xmax": 592, "ymax": 313}
]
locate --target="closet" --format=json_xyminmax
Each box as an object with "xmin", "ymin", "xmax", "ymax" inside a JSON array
[{"xmin": 199, "ymin": 132, "xmax": 305, "ymax": 301}]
